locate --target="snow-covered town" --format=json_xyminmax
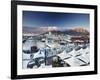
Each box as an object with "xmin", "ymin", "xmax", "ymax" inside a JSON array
[{"xmin": 22, "ymin": 27, "xmax": 90, "ymax": 69}]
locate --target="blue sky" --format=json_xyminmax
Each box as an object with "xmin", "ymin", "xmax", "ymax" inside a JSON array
[{"xmin": 23, "ymin": 11, "xmax": 90, "ymax": 30}]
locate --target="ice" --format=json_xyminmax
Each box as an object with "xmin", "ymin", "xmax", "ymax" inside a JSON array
[
  {"xmin": 57, "ymin": 46, "xmax": 90, "ymax": 66},
  {"xmin": 33, "ymin": 50, "xmax": 45, "ymax": 59},
  {"xmin": 22, "ymin": 60, "xmax": 29, "ymax": 69},
  {"xmin": 22, "ymin": 35, "xmax": 90, "ymax": 69},
  {"xmin": 23, "ymin": 53, "xmax": 30, "ymax": 59},
  {"xmin": 57, "ymin": 50, "xmax": 72, "ymax": 60},
  {"xmin": 38, "ymin": 63, "xmax": 52, "ymax": 68}
]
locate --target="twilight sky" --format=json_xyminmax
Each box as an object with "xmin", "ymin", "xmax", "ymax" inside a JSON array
[{"xmin": 22, "ymin": 11, "xmax": 90, "ymax": 30}]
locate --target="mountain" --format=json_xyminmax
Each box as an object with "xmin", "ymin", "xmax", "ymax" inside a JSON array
[
  {"xmin": 71, "ymin": 28, "xmax": 89, "ymax": 35},
  {"xmin": 23, "ymin": 26, "xmax": 89, "ymax": 36},
  {"xmin": 50, "ymin": 28, "xmax": 89, "ymax": 36},
  {"xmin": 23, "ymin": 27, "xmax": 47, "ymax": 34},
  {"xmin": 23, "ymin": 26, "xmax": 58, "ymax": 34}
]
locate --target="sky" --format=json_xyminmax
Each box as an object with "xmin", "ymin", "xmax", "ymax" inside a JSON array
[{"xmin": 23, "ymin": 11, "xmax": 90, "ymax": 30}]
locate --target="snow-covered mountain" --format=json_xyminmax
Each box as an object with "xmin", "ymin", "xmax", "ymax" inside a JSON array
[{"xmin": 23, "ymin": 26, "xmax": 89, "ymax": 36}]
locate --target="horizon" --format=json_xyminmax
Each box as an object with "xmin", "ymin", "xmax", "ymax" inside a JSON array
[
  {"xmin": 23, "ymin": 26, "xmax": 89, "ymax": 32},
  {"xmin": 23, "ymin": 11, "xmax": 90, "ymax": 31}
]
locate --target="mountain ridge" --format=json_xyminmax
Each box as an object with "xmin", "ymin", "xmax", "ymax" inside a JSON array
[{"xmin": 23, "ymin": 26, "xmax": 89, "ymax": 36}]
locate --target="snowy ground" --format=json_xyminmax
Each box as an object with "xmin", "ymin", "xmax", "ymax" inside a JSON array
[{"xmin": 22, "ymin": 36, "xmax": 90, "ymax": 69}]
